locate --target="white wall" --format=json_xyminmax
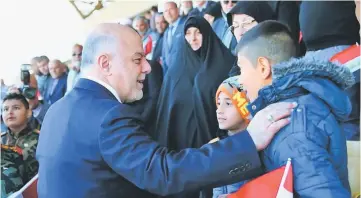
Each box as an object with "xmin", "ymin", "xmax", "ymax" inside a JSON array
[
  {"xmin": 0, "ymin": 0, "xmax": 84, "ymax": 85},
  {"xmin": 0, "ymin": 0, "xmax": 157, "ymax": 86}
]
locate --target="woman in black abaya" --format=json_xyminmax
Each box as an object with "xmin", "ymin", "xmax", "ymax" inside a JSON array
[
  {"xmin": 226, "ymin": 1, "xmax": 275, "ymax": 76},
  {"xmin": 154, "ymin": 16, "xmax": 235, "ymax": 152}
]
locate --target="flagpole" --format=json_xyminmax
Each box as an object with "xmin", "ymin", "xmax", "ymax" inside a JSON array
[{"xmin": 276, "ymin": 158, "xmax": 292, "ymax": 198}]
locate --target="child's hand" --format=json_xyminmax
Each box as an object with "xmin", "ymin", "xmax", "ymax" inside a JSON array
[{"xmin": 208, "ymin": 137, "xmax": 220, "ymax": 144}]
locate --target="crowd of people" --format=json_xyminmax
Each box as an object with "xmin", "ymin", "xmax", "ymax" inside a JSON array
[{"xmin": 1, "ymin": 0, "xmax": 360, "ymax": 198}]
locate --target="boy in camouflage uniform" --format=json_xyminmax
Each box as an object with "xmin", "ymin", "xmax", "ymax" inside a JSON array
[
  {"xmin": 1, "ymin": 93, "xmax": 39, "ymax": 184},
  {"xmin": 1, "ymin": 145, "xmax": 25, "ymax": 197}
]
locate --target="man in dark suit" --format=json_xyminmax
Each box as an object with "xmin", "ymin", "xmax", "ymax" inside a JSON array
[
  {"xmin": 189, "ymin": 0, "xmax": 217, "ymax": 16},
  {"xmin": 152, "ymin": 13, "xmax": 168, "ymax": 64},
  {"xmin": 36, "ymin": 23, "xmax": 297, "ymax": 198},
  {"xmin": 44, "ymin": 60, "xmax": 67, "ymax": 105},
  {"xmin": 212, "ymin": 0, "xmax": 237, "ymax": 51},
  {"xmin": 161, "ymin": 2, "xmax": 186, "ymax": 75}
]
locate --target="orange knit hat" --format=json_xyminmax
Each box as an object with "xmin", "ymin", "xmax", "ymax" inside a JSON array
[{"xmin": 215, "ymin": 76, "xmax": 251, "ymax": 122}]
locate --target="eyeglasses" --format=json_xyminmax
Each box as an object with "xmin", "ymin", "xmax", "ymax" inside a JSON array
[
  {"xmin": 72, "ymin": 53, "xmax": 82, "ymax": 57},
  {"xmin": 230, "ymin": 20, "xmax": 256, "ymax": 33},
  {"xmin": 222, "ymin": 0, "xmax": 237, "ymax": 4}
]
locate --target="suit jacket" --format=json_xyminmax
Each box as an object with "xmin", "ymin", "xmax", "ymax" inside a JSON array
[
  {"xmin": 161, "ymin": 17, "xmax": 186, "ymax": 75},
  {"xmin": 44, "ymin": 74, "xmax": 67, "ymax": 105},
  {"xmin": 189, "ymin": 1, "xmax": 217, "ymax": 17},
  {"xmin": 212, "ymin": 16, "xmax": 237, "ymax": 51},
  {"xmin": 36, "ymin": 78, "xmax": 262, "ymax": 198},
  {"xmin": 152, "ymin": 34, "xmax": 164, "ymax": 64}
]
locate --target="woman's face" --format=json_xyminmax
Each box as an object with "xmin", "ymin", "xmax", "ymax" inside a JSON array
[
  {"xmin": 185, "ymin": 27, "xmax": 203, "ymax": 51},
  {"xmin": 232, "ymin": 14, "xmax": 258, "ymax": 42}
]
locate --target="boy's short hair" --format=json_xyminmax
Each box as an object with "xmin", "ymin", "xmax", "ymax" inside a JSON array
[
  {"xmin": 215, "ymin": 76, "xmax": 251, "ymax": 122},
  {"xmin": 236, "ymin": 20, "xmax": 296, "ymax": 67},
  {"xmin": 2, "ymin": 93, "xmax": 30, "ymax": 110}
]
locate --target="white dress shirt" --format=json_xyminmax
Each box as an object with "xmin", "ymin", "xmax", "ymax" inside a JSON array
[{"xmin": 81, "ymin": 76, "xmax": 122, "ymax": 103}]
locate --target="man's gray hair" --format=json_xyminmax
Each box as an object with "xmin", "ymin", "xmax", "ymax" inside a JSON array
[
  {"xmin": 38, "ymin": 55, "xmax": 50, "ymax": 64},
  {"xmin": 155, "ymin": 13, "xmax": 164, "ymax": 18},
  {"xmin": 81, "ymin": 33, "xmax": 117, "ymax": 69},
  {"xmin": 236, "ymin": 20, "xmax": 297, "ymax": 67},
  {"xmin": 133, "ymin": 16, "xmax": 147, "ymax": 24}
]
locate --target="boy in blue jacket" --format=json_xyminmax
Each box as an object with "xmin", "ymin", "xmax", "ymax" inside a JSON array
[{"xmin": 236, "ymin": 20, "xmax": 352, "ymax": 197}]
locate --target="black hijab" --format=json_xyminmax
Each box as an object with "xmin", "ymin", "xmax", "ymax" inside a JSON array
[
  {"xmin": 128, "ymin": 59, "xmax": 163, "ymax": 135},
  {"xmin": 204, "ymin": 2, "xmax": 222, "ymax": 18},
  {"xmin": 153, "ymin": 16, "xmax": 236, "ymax": 150},
  {"xmin": 227, "ymin": 1, "xmax": 275, "ymax": 27},
  {"xmin": 227, "ymin": 1, "xmax": 275, "ymax": 77}
]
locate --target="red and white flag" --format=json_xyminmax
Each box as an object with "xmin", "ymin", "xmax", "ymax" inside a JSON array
[
  {"xmin": 227, "ymin": 158, "xmax": 293, "ymax": 198},
  {"xmin": 330, "ymin": 44, "xmax": 360, "ymax": 73}
]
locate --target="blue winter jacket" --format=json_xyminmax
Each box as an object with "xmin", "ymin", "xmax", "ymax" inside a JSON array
[{"xmin": 247, "ymin": 57, "xmax": 354, "ymax": 198}]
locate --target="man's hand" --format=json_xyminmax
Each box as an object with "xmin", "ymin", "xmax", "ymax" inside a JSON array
[{"xmin": 248, "ymin": 102, "xmax": 297, "ymax": 151}]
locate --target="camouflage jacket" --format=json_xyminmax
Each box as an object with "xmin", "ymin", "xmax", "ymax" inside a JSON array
[
  {"xmin": 1, "ymin": 145, "xmax": 25, "ymax": 197},
  {"xmin": 1, "ymin": 126, "xmax": 39, "ymax": 182}
]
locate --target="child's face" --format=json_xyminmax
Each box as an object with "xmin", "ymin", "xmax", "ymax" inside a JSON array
[
  {"xmin": 216, "ymin": 92, "xmax": 245, "ymax": 131},
  {"xmin": 2, "ymin": 99, "xmax": 30, "ymax": 129}
]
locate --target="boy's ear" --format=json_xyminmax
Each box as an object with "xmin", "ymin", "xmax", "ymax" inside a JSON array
[{"xmin": 256, "ymin": 56, "xmax": 272, "ymax": 80}]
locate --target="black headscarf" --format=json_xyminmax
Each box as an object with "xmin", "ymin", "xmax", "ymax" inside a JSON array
[
  {"xmin": 153, "ymin": 16, "xmax": 236, "ymax": 151},
  {"xmin": 227, "ymin": 1, "xmax": 275, "ymax": 27},
  {"xmin": 227, "ymin": 1, "xmax": 275, "ymax": 77},
  {"xmin": 128, "ymin": 59, "xmax": 163, "ymax": 135},
  {"xmin": 204, "ymin": 2, "xmax": 222, "ymax": 18}
]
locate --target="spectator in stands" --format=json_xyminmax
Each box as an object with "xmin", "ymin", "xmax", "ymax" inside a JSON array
[
  {"xmin": 132, "ymin": 16, "xmax": 159, "ymax": 60},
  {"xmin": 154, "ymin": 16, "xmax": 236, "ymax": 198},
  {"xmin": 300, "ymin": 2, "xmax": 360, "ymax": 141},
  {"xmin": 189, "ymin": 0, "xmax": 216, "ymax": 17},
  {"xmin": 155, "ymin": 13, "xmax": 168, "ymax": 35},
  {"xmin": 203, "ymin": 1, "xmax": 221, "ymax": 25},
  {"xmin": 212, "ymin": 0, "xmax": 237, "ymax": 50},
  {"xmin": 36, "ymin": 56, "xmax": 51, "ymax": 99},
  {"xmin": 66, "ymin": 44, "xmax": 83, "ymax": 94},
  {"xmin": 210, "ymin": 76, "xmax": 251, "ymax": 197},
  {"xmin": 300, "ymin": 1, "xmax": 360, "ymax": 61},
  {"xmin": 227, "ymin": 1, "xmax": 274, "ymax": 77},
  {"xmin": 30, "ymin": 56, "xmax": 40, "ymax": 76},
  {"xmin": 1, "ymin": 93, "xmax": 39, "ymax": 183},
  {"xmin": 149, "ymin": 6, "xmax": 158, "ymax": 31},
  {"xmin": 161, "ymin": 1, "xmax": 186, "ymax": 75},
  {"xmin": 7, "ymin": 74, "xmax": 50, "ymax": 130},
  {"xmin": 44, "ymin": 60, "xmax": 67, "ymax": 105},
  {"xmin": 1, "ymin": 144, "xmax": 25, "ymax": 197},
  {"xmin": 180, "ymin": 1, "xmax": 193, "ymax": 16},
  {"xmin": 237, "ymin": 20, "xmax": 352, "ymax": 197},
  {"xmin": 152, "ymin": 13, "xmax": 168, "ymax": 64}
]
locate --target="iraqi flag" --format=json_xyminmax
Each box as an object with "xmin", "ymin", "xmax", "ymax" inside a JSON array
[
  {"xmin": 228, "ymin": 158, "xmax": 293, "ymax": 198},
  {"xmin": 330, "ymin": 44, "xmax": 360, "ymax": 83}
]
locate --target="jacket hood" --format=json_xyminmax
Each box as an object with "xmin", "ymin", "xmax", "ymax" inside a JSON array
[
  {"xmin": 258, "ymin": 56, "xmax": 355, "ymax": 121},
  {"xmin": 272, "ymin": 56, "xmax": 355, "ymax": 90}
]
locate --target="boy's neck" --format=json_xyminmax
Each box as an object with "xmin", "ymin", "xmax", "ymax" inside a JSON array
[{"xmin": 228, "ymin": 122, "xmax": 248, "ymax": 136}]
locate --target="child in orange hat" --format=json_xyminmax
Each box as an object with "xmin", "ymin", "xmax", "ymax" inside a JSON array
[{"xmin": 210, "ymin": 76, "xmax": 251, "ymax": 197}]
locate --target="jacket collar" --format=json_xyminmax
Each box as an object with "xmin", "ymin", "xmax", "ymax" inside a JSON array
[
  {"xmin": 247, "ymin": 56, "xmax": 355, "ymax": 121},
  {"xmin": 73, "ymin": 78, "xmax": 120, "ymax": 102}
]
